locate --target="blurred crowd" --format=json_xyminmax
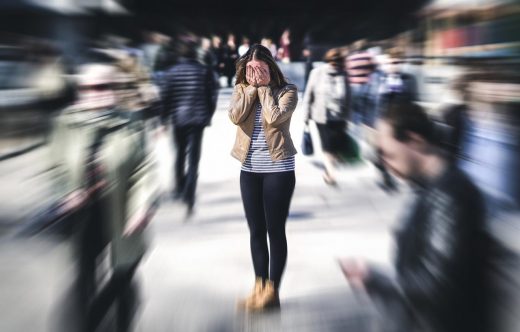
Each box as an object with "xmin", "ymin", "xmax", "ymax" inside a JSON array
[{"xmin": 0, "ymin": 2, "xmax": 518, "ymax": 331}]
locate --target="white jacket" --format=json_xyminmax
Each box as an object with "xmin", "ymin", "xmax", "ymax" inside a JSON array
[{"xmin": 302, "ymin": 63, "xmax": 350, "ymax": 124}]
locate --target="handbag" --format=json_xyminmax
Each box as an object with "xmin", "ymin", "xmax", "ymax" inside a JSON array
[
  {"xmin": 301, "ymin": 124, "xmax": 314, "ymax": 156},
  {"xmin": 337, "ymin": 131, "xmax": 361, "ymax": 164}
]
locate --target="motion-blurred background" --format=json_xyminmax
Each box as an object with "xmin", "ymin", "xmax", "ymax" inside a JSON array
[{"xmin": 0, "ymin": 0, "xmax": 518, "ymax": 331}]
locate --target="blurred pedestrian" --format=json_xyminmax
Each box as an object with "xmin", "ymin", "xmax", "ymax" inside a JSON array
[
  {"xmin": 48, "ymin": 56, "xmax": 158, "ymax": 332},
  {"xmin": 277, "ymin": 29, "xmax": 291, "ymax": 63},
  {"xmin": 261, "ymin": 38, "xmax": 277, "ymax": 59},
  {"xmin": 223, "ymin": 33, "xmax": 239, "ymax": 87},
  {"xmin": 360, "ymin": 49, "xmax": 418, "ymax": 192},
  {"xmin": 161, "ymin": 34, "xmax": 218, "ymax": 216},
  {"xmin": 197, "ymin": 36, "xmax": 220, "ymax": 100},
  {"xmin": 110, "ymin": 48, "xmax": 161, "ymax": 113},
  {"xmin": 197, "ymin": 37, "xmax": 217, "ymax": 68},
  {"xmin": 238, "ymin": 36, "xmax": 251, "ymax": 57},
  {"xmin": 358, "ymin": 52, "xmax": 394, "ymax": 192},
  {"xmin": 139, "ymin": 31, "xmax": 168, "ymax": 73},
  {"xmin": 229, "ymin": 44, "xmax": 298, "ymax": 311},
  {"xmin": 339, "ymin": 100, "xmax": 492, "ymax": 332},
  {"xmin": 301, "ymin": 32, "xmax": 315, "ymax": 91},
  {"xmin": 437, "ymin": 75, "xmax": 470, "ymax": 165},
  {"xmin": 302, "ymin": 48, "xmax": 350, "ymax": 186},
  {"xmin": 152, "ymin": 38, "xmax": 176, "ymax": 85},
  {"xmin": 378, "ymin": 50, "xmax": 417, "ymax": 104},
  {"xmin": 211, "ymin": 35, "xmax": 225, "ymax": 80},
  {"xmin": 346, "ymin": 39, "xmax": 374, "ymax": 128}
]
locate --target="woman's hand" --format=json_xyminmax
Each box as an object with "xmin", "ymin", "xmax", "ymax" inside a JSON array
[
  {"xmin": 246, "ymin": 64, "xmax": 270, "ymax": 87},
  {"xmin": 246, "ymin": 65, "xmax": 259, "ymax": 87},
  {"xmin": 254, "ymin": 66, "xmax": 271, "ymax": 86}
]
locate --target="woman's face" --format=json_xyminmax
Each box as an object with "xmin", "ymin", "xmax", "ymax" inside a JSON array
[{"xmin": 247, "ymin": 59, "xmax": 269, "ymax": 71}]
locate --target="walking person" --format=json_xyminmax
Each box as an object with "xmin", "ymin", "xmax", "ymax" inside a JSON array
[
  {"xmin": 238, "ymin": 36, "xmax": 251, "ymax": 57},
  {"xmin": 301, "ymin": 32, "xmax": 314, "ymax": 91},
  {"xmin": 49, "ymin": 59, "xmax": 158, "ymax": 332},
  {"xmin": 371, "ymin": 50, "xmax": 418, "ymax": 191},
  {"xmin": 302, "ymin": 48, "xmax": 350, "ymax": 186},
  {"xmin": 139, "ymin": 31, "xmax": 168, "ymax": 73},
  {"xmin": 346, "ymin": 39, "xmax": 374, "ymax": 138},
  {"xmin": 229, "ymin": 44, "xmax": 298, "ymax": 311},
  {"xmin": 339, "ymin": 100, "xmax": 493, "ymax": 332},
  {"xmin": 223, "ymin": 33, "xmax": 239, "ymax": 87},
  {"xmin": 211, "ymin": 35, "xmax": 225, "ymax": 82},
  {"xmin": 261, "ymin": 38, "xmax": 277, "ymax": 59},
  {"xmin": 197, "ymin": 37, "xmax": 218, "ymax": 69},
  {"xmin": 358, "ymin": 53, "xmax": 398, "ymax": 192},
  {"xmin": 161, "ymin": 34, "xmax": 218, "ymax": 216},
  {"xmin": 277, "ymin": 29, "xmax": 292, "ymax": 63}
]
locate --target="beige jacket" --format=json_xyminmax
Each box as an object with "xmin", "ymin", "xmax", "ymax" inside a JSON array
[{"xmin": 229, "ymin": 83, "xmax": 298, "ymax": 163}]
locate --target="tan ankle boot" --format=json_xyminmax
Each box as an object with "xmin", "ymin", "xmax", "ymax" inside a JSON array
[
  {"xmin": 237, "ymin": 277, "xmax": 264, "ymax": 310},
  {"xmin": 248, "ymin": 280, "xmax": 280, "ymax": 311}
]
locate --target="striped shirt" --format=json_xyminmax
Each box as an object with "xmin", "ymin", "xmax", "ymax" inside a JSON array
[
  {"xmin": 347, "ymin": 51, "xmax": 374, "ymax": 85},
  {"xmin": 241, "ymin": 103, "xmax": 295, "ymax": 173}
]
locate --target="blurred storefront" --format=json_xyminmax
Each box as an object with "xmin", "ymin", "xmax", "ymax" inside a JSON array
[{"xmin": 417, "ymin": 0, "xmax": 520, "ymax": 213}]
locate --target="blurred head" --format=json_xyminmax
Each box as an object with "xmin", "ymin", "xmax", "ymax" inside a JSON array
[
  {"xmin": 385, "ymin": 57, "xmax": 404, "ymax": 74},
  {"xmin": 211, "ymin": 35, "xmax": 221, "ymax": 48},
  {"xmin": 201, "ymin": 37, "xmax": 211, "ymax": 50},
  {"xmin": 323, "ymin": 48, "xmax": 344, "ymax": 70},
  {"xmin": 235, "ymin": 44, "xmax": 287, "ymax": 87},
  {"xmin": 242, "ymin": 37, "xmax": 250, "ymax": 45},
  {"xmin": 376, "ymin": 100, "xmax": 436, "ymax": 182},
  {"xmin": 384, "ymin": 49, "xmax": 404, "ymax": 74},
  {"xmin": 351, "ymin": 39, "xmax": 368, "ymax": 52},
  {"xmin": 76, "ymin": 63, "xmax": 117, "ymax": 110},
  {"xmin": 176, "ymin": 33, "xmax": 199, "ymax": 59}
]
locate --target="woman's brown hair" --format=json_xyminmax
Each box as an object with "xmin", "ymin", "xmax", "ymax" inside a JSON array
[{"xmin": 235, "ymin": 44, "xmax": 288, "ymax": 88}]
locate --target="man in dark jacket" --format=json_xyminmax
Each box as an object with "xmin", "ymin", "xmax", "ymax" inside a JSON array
[
  {"xmin": 161, "ymin": 34, "xmax": 218, "ymax": 215},
  {"xmin": 340, "ymin": 100, "xmax": 492, "ymax": 332}
]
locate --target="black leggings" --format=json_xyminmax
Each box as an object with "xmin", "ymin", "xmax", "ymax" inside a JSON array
[{"xmin": 240, "ymin": 170, "xmax": 295, "ymax": 289}]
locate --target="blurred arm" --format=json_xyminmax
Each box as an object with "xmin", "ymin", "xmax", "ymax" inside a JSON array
[
  {"xmin": 302, "ymin": 69, "xmax": 317, "ymax": 123},
  {"xmin": 158, "ymin": 71, "xmax": 171, "ymax": 126},
  {"xmin": 123, "ymin": 141, "xmax": 160, "ymax": 237},
  {"xmin": 206, "ymin": 66, "xmax": 219, "ymax": 122}
]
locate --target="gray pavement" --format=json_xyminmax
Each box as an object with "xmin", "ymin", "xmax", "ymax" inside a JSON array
[{"xmin": 133, "ymin": 87, "xmax": 407, "ymax": 332}]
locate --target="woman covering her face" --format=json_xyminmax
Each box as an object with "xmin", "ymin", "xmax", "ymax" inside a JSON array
[{"xmin": 228, "ymin": 44, "xmax": 298, "ymax": 311}]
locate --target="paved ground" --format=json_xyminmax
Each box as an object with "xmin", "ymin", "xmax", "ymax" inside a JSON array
[
  {"xmin": 0, "ymin": 87, "xmax": 418, "ymax": 332},
  {"xmin": 133, "ymin": 87, "xmax": 408, "ymax": 332}
]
